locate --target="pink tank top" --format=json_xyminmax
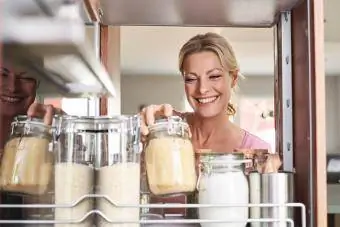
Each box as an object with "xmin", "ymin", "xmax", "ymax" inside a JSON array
[{"xmin": 238, "ymin": 130, "xmax": 271, "ymax": 151}]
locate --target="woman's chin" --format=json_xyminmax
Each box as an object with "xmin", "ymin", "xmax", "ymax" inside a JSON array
[{"xmin": 195, "ymin": 109, "xmax": 221, "ymax": 119}]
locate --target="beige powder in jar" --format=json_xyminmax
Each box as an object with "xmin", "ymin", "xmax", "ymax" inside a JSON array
[
  {"xmin": 23, "ymin": 151, "xmax": 55, "ymax": 220},
  {"xmin": 55, "ymin": 162, "xmax": 94, "ymax": 227},
  {"xmin": 0, "ymin": 137, "xmax": 52, "ymax": 195},
  {"xmin": 145, "ymin": 137, "xmax": 197, "ymax": 196},
  {"xmin": 97, "ymin": 162, "xmax": 140, "ymax": 227}
]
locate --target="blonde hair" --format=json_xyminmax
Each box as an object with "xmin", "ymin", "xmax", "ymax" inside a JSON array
[{"xmin": 178, "ymin": 32, "xmax": 241, "ymax": 116}]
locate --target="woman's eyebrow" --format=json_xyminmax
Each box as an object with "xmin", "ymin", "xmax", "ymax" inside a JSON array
[
  {"xmin": 0, "ymin": 67, "xmax": 27, "ymax": 76},
  {"xmin": 206, "ymin": 67, "xmax": 223, "ymax": 74},
  {"xmin": 184, "ymin": 72, "xmax": 198, "ymax": 77},
  {"xmin": 17, "ymin": 71, "xmax": 28, "ymax": 77}
]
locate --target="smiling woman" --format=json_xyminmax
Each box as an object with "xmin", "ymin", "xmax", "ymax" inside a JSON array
[
  {"xmin": 141, "ymin": 32, "xmax": 270, "ymax": 153},
  {"xmin": 139, "ymin": 32, "xmax": 280, "ymax": 218},
  {"xmin": 0, "ymin": 64, "xmax": 38, "ymax": 118},
  {"xmin": 0, "ymin": 60, "xmax": 65, "ymax": 223}
]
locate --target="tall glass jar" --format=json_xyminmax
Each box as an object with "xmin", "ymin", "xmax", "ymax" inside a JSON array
[
  {"xmin": 197, "ymin": 152, "xmax": 249, "ymax": 227},
  {"xmin": 54, "ymin": 115, "xmax": 96, "ymax": 227},
  {"xmin": 95, "ymin": 115, "xmax": 141, "ymax": 227},
  {"xmin": 0, "ymin": 116, "xmax": 53, "ymax": 195},
  {"xmin": 144, "ymin": 116, "xmax": 196, "ymax": 196}
]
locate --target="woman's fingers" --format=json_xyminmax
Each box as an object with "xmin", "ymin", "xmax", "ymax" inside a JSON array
[
  {"xmin": 140, "ymin": 112, "xmax": 149, "ymax": 136},
  {"xmin": 141, "ymin": 104, "xmax": 174, "ymax": 136},
  {"xmin": 27, "ymin": 103, "xmax": 65, "ymax": 125},
  {"xmin": 163, "ymin": 104, "xmax": 174, "ymax": 117}
]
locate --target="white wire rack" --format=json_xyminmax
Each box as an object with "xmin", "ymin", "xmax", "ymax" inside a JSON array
[{"xmin": 0, "ymin": 194, "xmax": 306, "ymax": 226}]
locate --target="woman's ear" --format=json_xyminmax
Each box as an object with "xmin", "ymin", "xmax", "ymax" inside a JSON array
[{"xmin": 231, "ymin": 71, "xmax": 239, "ymax": 88}]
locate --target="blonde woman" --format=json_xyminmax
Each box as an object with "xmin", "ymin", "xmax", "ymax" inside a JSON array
[
  {"xmin": 141, "ymin": 33, "xmax": 282, "ymax": 218},
  {"xmin": 141, "ymin": 32, "xmax": 272, "ymax": 153}
]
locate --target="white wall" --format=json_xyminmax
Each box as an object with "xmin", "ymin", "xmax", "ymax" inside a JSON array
[
  {"xmin": 121, "ymin": 75, "xmax": 186, "ymax": 114},
  {"xmin": 121, "ymin": 75, "xmax": 340, "ymax": 154},
  {"xmin": 326, "ymin": 76, "xmax": 340, "ymax": 153}
]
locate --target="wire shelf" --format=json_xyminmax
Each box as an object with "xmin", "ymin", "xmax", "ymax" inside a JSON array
[{"xmin": 0, "ymin": 194, "xmax": 306, "ymax": 226}]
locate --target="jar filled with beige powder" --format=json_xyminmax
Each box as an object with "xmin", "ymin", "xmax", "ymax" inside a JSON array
[
  {"xmin": 145, "ymin": 116, "xmax": 196, "ymax": 196},
  {"xmin": 0, "ymin": 116, "xmax": 53, "ymax": 195}
]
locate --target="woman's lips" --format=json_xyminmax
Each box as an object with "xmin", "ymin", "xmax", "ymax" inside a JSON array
[
  {"xmin": 195, "ymin": 96, "xmax": 219, "ymax": 104},
  {"xmin": 0, "ymin": 95, "xmax": 23, "ymax": 103}
]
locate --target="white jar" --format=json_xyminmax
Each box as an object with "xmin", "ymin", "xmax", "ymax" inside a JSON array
[{"xmin": 197, "ymin": 152, "xmax": 249, "ymax": 227}]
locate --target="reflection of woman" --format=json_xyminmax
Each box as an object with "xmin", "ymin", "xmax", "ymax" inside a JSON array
[
  {"xmin": 140, "ymin": 33, "xmax": 281, "ymax": 216},
  {"xmin": 0, "ymin": 61, "xmax": 63, "ymax": 223}
]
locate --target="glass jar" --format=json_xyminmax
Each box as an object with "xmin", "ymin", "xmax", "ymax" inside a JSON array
[
  {"xmin": 144, "ymin": 116, "xmax": 196, "ymax": 196},
  {"xmin": 94, "ymin": 115, "xmax": 141, "ymax": 227},
  {"xmin": 197, "ymin": 152, "xmax": 250, "ymax": 227},
  {"xmin": 54, "ymin": 115, "xmax": 96, "ymax": 227},
  {"xmin": 55, "ymin": 115, "xmax": 141, "ymax": 227},
  {"xmin": 0, "ymin": 116, "xmax": 53, "ymax": 195}
]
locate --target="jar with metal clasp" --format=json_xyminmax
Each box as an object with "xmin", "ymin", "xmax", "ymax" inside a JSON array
[
  {"xmin": 197, "ymin": 152, "xmax": 251, "ymax": 227},
  {"xmin": 22, "ymin": 115, "xmax": 62, "ymax": 223},
  {"xmin": 94, "ymin": 115, "xmax": 141, "ymax": 226},
  {"xmin": 0, "ymin": 115, "xmax": 54, "ymax": 196},
  {"xmin": 54, "ymin": 115, "xmax": 141, "ymax": 227},
  {"xmin": 54, "ymin": 115, "xmax": 97, "ymax": 227},
  {"xmin": 144, "ymin": 116, "xmax": 197, "ymax": 197}
]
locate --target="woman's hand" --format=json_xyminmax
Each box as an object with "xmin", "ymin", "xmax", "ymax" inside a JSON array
[
  {"xmin": 140, "ymin": 104, "xmax": 174, "ymax": 136},
  {"xmin": 261, "ymin": 153, "xmax": 282, "ymax": 173},
  {"xmin": 27, "ymin": 103, "xmax": 65, "ymax": 125}
]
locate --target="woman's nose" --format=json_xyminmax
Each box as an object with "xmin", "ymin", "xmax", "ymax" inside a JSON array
[
  {"xmin": 198, "ymin": 80, "xmax": 210, "ymax": 94},
  {"xmin": 7, "ymin": 74, "xmax": 18, "ymax": 92}
]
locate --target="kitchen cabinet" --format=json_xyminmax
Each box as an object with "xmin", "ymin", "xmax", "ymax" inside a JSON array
[{"xmin": 1, "ymin": 0, "xmax": 115, "ymax": 97}]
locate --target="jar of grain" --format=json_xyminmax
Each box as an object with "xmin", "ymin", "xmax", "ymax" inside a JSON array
[
  {"xmin": 144, "ymin": 116, "xmax": 196, "ymax": 196},
  {"xmin": 0, "ymin": 116, "xmax": 53, "ymax": 195}
]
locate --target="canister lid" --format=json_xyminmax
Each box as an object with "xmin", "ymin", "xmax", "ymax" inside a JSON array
[
  {"xmin": 199, "ymin": 152, "xmax": 248, "ymax": 165},
  {"xmin": 12, "ymin": 115, "xmax": 50, "ymax": 128},
  {"xmin": 149, "ymin": 116, "xmax": 189, "ymax": 133},
  {"xmin": 56, "ymin": 115, "xmax": 140, "ymax": 133},
  {"xmin": 10, "ymin": 115, "xmax": 52, "ymax": 138},
  {"xmin": 14, "ymin": 115, "xmax": 44, "ymax": 123}
]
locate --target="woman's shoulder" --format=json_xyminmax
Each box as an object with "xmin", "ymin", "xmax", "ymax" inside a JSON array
[{"xmin": 240, "ymin": 130, "xmax": 272, "ymax": 151}]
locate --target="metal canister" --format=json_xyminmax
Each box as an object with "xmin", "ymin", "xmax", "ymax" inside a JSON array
[{"xmin": 249, "ymin": 172, "xmax": 294, "ymax": 227}]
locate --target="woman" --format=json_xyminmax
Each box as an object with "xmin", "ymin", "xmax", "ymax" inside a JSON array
[
  {"xmin": 140, "ymin": 32, "xmax": 281, "ymax": 217},
  {"xmin": 141, "ymin": 32, "xmax": 272, "ymax": 153},
  {"xmin": 0, "ymin": 60, "xmax": 63, "ymax": 223}
]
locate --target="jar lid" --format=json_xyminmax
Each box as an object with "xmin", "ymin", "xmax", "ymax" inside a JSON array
[
  {"xmin": 11, "ymin": 115, "xmax": 52, "ymax": 137},
  {"xmin": 148, "ymin": 116, "xmax": 189, "ymax": 136},
  {"xmin": 14, "ymin": 115, "xmax": 43, "ymax": 122},
  {"xmin": 12, "ymin": 115, "xmax": 49, "ymax": 128},
  {"xmin": 149, "ymin": 116, "xmax": 188, "ymax": 128},
  {"xmin": 58, "ymin": 115, "xmax": 139, "ymax": 124},
  {"xmin": 56, "ymin": 115, "xmax": 140, "ymax": 133},
  {"xmin": 200, "ymin": 152, "xmax": 250, "ymax": 165},
  {"xmin": 154, "ymin": 115, "xmax": 185, "ymax": 124}
]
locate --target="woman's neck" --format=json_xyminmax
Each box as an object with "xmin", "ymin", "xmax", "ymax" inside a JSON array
[
  {"xmin": 189, "ymin": 112, "xmax": 232, "ymax": 144},
  {"xmin": 0, "ymin": 114, "xmax": 14, "ymax": 149}
]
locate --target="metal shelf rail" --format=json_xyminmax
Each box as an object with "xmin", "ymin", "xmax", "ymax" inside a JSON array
[{"xmin": 0, "ymin": 194, "xmax": 306, "ymax": 226}]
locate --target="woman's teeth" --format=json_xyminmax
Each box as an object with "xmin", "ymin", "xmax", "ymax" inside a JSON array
[
  {"xmin": 0, "ymin": 96, "xmax": 21, "ymax": 103},
  {"xmin": 197, "ymin": 96, "xmax": 218, "ymax": 104}
]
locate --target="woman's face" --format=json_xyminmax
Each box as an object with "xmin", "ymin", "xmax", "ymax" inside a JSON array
[
  {"xmin": 0, "ymin": 61, "xmax": 37, "ymax": 117},
  {"xmin": 182, "ymin": 51, "xmax": 237, "ymax": 118}
]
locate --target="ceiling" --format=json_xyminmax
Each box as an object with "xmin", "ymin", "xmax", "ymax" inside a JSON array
[{"xmin": 120, "ymin": 0, "xmax": 340, "ymax": 77}]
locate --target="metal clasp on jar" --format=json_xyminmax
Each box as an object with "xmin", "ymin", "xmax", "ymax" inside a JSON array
[
  {"xmin": 195, "ymin": 159, "xmax": 252, "ymax": 192},
  {"xmin": 166, "ymin": 117, "xmax": 186, "ymax": 137}
]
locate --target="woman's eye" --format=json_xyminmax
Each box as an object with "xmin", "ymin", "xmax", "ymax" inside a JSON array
[
  {"xmin": 209, "ymin": 75, "xmax": 222, "ymax": 80},
  {"xmin": 184, "ymin": 77, "xmax": 197, "ymax": 83},
  {"xmin": 0, "ymin": 69, "xmax": 9, "ymax": 77}
]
